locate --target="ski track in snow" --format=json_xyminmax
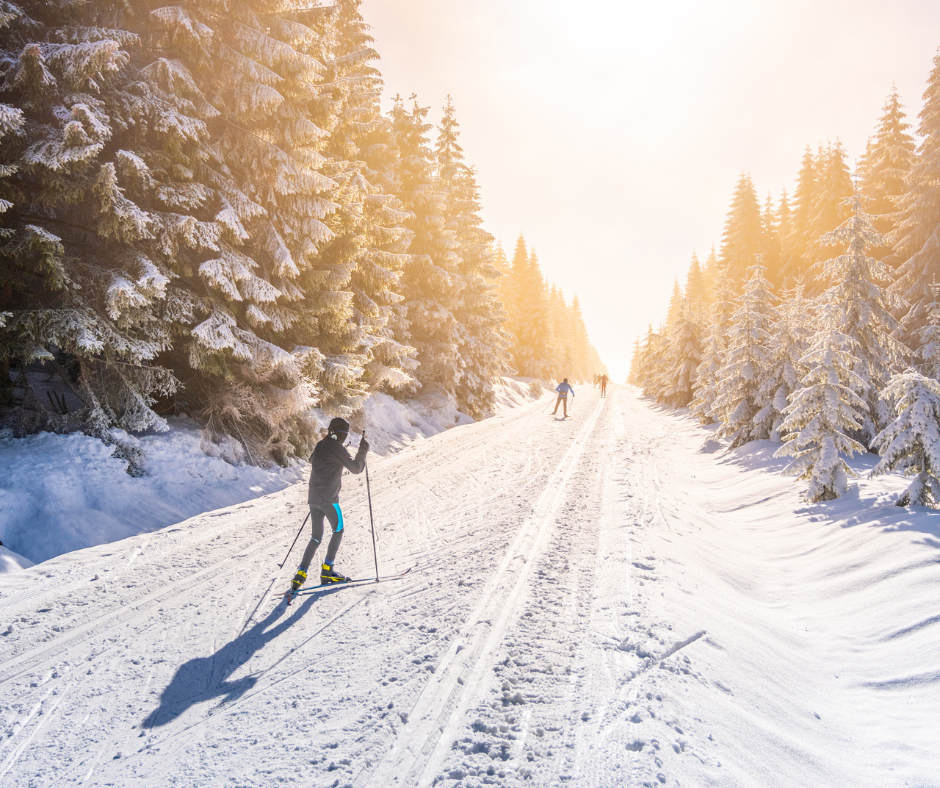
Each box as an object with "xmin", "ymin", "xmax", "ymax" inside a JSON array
[{"xmin": 2, "ymin": 388, "xmax": 940, "ymax": 787}]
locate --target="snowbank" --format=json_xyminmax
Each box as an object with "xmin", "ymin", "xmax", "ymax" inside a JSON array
[
  {"xmin": 0, "ymin": 419, "xmax": 305, "ymax": 564},
  {"xmin": 0, "ymin": 378, "xmax": 543, "ymax": 565},
  {"xmin": 0, "ymin": 544, "xmax": 33, "ymax": 573}
]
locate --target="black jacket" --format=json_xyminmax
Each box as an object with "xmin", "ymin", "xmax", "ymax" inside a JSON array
[{"xmin": 308, "ymin": 436, "xmax": 368, "ymax": 505}]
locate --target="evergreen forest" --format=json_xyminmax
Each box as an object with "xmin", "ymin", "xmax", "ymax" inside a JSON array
[
  {"xmin": 0, "ymin": 0, "xmax": 605, "ymax": 466},
  {"xmin": 630, "ymin": 49, "xmax": 940, "ymax": 505}
]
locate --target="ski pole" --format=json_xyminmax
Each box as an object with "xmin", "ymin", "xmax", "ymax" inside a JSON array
[
  {"xmin": 363, "ymin": 430, "xmax": 380, "ymax": 582},
  {"xmin": 278, "ymin": 513, "xmax": 309, "ymax": 569}
]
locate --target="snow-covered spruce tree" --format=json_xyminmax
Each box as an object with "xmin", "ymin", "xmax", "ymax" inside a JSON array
[
  {"xmin": 293, "ymin": 0, "xmax": 416, "ymax": 411},
  {"xmin": 684, "ymin": 252, "xmax": 709, "ymax": 319},
  {"xmin": 776, "ymin": 189, "xmax": 795, "ymax": 286},
  {"xmin": 815, "ymin": 190, "xmax": 907, "ymax": 443},
  {"xmin": 665, "ymin": 278, "xmax": 682, "ymax": 328},
  {"xmin": 513, "ymin": 249, "xmax": 554, "ymax": 378},
  {"xmin": 435, "ymin": 97, "xmax": 509, "ymax": 416},
  {"xmin": 719, "ymin": 172, "xmax": 762, "ymax": 291},
  {"xmin": 781, "ymin": 147, "xmax": 818, "ymax": 285},
  {"xmin": 711, "ymin": 263, "xmax": 775, "ymax": 447},
  {"xmin": 760, "ymin": 192, "xmax": 784, "ymax": 290},
  {"xmin": 870, "ymin": 370, "xmax": 940, "ymax": 506},
  {"xmin": 690, "ymin": 259, "xmax": 734, "ymax": 424},
  {"xmin": 689, "ymin": 325, "xmax": 722, "ymax": 424},
  {"xmin": 569, "ymin": 293, "xmax": 593, "ymax": 381},
  {"xmin": 0, "ymin": 0, "xmax": 194, "ymax": 442},
  {"xmin": 353, "ymin": 87, "xmax": 419, "ymax": 395},
  {"xmin": 753, "ymin": 282, "xmax": 811, "ymax": 442},
  {"xmin": 0, "ymin": 24, "xmax": 24, "ymax": 409},
  {"xmin": 859, "ymin": 87, "xmax": 915, "ymax": 269},
  {"xmin": 192, "ymin": 1, "xmax": 345, "ymax": 462},
  {"xmin": 501, "ymin": 235, "xmax": 527, "ymax": 356},
  {"xmin": 774, "ymin": 303, "xmax": 869, "ymax": 502},
  {"xmin": 893, "ymin": 48, "xmax": 940, "ymax": 344},
  {"xmin": 389, "ymin": 94, "xmax": 463, "ymax": 396},
  {"xmin": 637, "ymin": 324, "xmax": 668, "ymax": 399},
  {"xmin": 548, "ymin": 285, "xmax": 572, "ymax": 378},
  {"xmin": 809, "ymin": 141, "xmax": 854, "ymax": 292},
  {"xmin": 111, "ymin": 0, "xmax": 347, "ymax": 464},
  {"xmin": 628, "ymin": 334, "xmax": 643, "ymax": 385},
  {"xmin": 662, "ymin": 291, "xmax": 702, "ymax": 407},
  {"xmin": 918, "ymin": 282, "xmax": 940, "ymax": 379}
]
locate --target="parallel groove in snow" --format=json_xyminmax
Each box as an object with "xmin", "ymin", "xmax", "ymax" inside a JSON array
[
  {"xmin": 0, "ymin": 530, "xmax": 276, "ymax": 687},
  {"xmin": 359, "ymin": 397, "xmax": 606, "ymax": 788}
]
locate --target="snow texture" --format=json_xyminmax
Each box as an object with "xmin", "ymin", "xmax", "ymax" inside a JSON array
[
  {"xmin": 0, "ymin": 386, "xmax": 938, "ymax": 788},
  {"xmin": 0, "ymin": 545, "xmax": 33, "ymax": 574}
]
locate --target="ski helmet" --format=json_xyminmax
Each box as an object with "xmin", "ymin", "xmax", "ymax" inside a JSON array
[{"xmin": 328, "ymin": 417, "xmax": 350, "ymax": 439}]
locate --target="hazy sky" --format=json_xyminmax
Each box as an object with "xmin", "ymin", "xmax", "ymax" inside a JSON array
[{"xmin": 361, "ymin": 0, "xmax": 940, "ymax": 381}]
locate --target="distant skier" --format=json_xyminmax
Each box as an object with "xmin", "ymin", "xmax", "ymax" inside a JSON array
[
  {"xmin": 552, "ymin": 378, "xmax": 575, "ymax": 417},
  {"xmin": 600, "ymin": 374, "xmax": 608, "ymax": 397},
  {"xmin": 291, "ymin": 417, "xmax": 369, "ymax": 591}
]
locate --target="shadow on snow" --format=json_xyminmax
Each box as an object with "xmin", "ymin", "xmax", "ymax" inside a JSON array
[{"xmin": 143, "ymin": 585, "xmax": 348, "ymax": 728}]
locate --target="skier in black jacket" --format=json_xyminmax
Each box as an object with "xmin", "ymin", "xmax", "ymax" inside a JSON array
[{"xmin": 291, "ymin": 417, "xmax": 369, "ymax": 590}]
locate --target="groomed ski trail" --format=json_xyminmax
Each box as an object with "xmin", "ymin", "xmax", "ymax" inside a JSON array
[
  {"xmin": 4, "ymin": 386, "xmax": 940, "ymax": 788},
  {"xmin": 360, "ymin": 396, "xmax": 606, "ymax": 787}
]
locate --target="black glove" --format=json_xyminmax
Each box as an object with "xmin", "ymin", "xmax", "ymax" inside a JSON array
[{"xmin": 359, "ymin": 437, "xmax": 370, "ymax": 453}]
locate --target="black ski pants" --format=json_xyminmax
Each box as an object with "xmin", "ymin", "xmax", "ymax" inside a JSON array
[{"xmin": 299, "ymin": 503, "xmax": 344, "ymax": 571}]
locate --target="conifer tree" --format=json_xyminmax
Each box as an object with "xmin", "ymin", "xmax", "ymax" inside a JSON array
[
  {"xmin": 894, "ymin": 48, "xmax": 940, "ymax": 341},
  {"xmin": 435, "ymin": 97, "xmax": 509, "ymax": 416},
  {"xmin": 711, "ymin": 264, "xmax": 774, "ymax": 447},
  {"xmin": 859, "ymin": 87, "xmax": 916, "ymax": 269},
  {"xmin": 303, "ymin": 0, "xmax": 416, "ymax": 403},
  {"xmin": 503, "ymin": 235, "xmax": 528, "ymax": 361},
  {"xmin": 809, "ymin": 142, "xmax": 854, "ymax": 291},
  {"xmin": 0, "ymin": 16, "xmax": 24, "ymax": 408},
  {"xmin": 701, "ymin": 245, "xmax": 720, "ymax": 308},
  {"xmin": 639, "ymin": 324, "xmax": 669, "ymax": 400},
  {"xmin": 753, "ymin": 283, "xmax": 811, "ymax": 441},
  {"xmin": 776, "ymin": 189, "xmax": 795, "ymax": 286},
  {"xmin": 665, "ymin": 278, "xmax": 683, "ymax": 328},
  {"xmin": 816, "ymin": 190, "xmax": 907, "ymax": 442},
  {"xmin": 918, "ymin": 282, "xmax": 940, "ymax": 379},
  {"xmin": 628, "ymin": 334, "xmax": 642, "ymax": 385},
  {"xmin": 782, "ymin": 147, "xmax": 818, "ymax": 284},
  {"xmin": 0, "ymin": 0, "xmax": 196, "ymax": 443},
  {"xmin": 775, "ymin": 303, "xmax": 869, "ymax": 502},
  {"xmin": 569, "ymin": 294, "xmax": 594, "ymax": 381},
  {"xmin": 870, "ymin": 369, "xmax": 940, "ymax": 506},
  {"xmin": 662, "ymin": 292, "xmax": 702, "ymax": 407},
  {"xmin": 685, "ymin": 252, "xmax": 708, "ymax": 321},
  {"xmin": 690, "ymin": 260, "xmax": 734, "ymax": 424},
  {"xmin": 719, "ymin": 173, "xmax": 762, "ymax": 290},
  {"xmin": 389, "ymin": 94, "xmax": 462, "ymax": 395},
  {"xmin": 760, "ymin": 193, "xmax": 783, "ymax": 291},
  {"xmin": 548, "ymin": 285, "xmax": 571, "ymax": 377},
  {"xmin": 514, "ymin": 250, "xmax": 554, "ymax": 378}
]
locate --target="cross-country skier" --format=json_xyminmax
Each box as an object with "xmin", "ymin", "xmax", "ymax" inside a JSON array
[
  {"xmin": 600, "ymin": 374, "xmax": 608, "ymax": 397},
  {"xmin": 291, "ymin": 417, "xmax": 369, "ymax": 591},
  {"xmin": 552, "ymin": 378, "xmax": 575, "ymax": 417}
]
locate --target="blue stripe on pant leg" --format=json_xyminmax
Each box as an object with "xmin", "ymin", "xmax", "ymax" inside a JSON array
[{"xmin": 332, "ymin": 503, "xmax": 344, "ymax": 532}]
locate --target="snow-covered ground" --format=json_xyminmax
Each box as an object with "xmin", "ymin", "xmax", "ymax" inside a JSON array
[
  {"xmin": 1, "ymin": 385, "xmax": 938, "ymax": 787},
  {"xmin": 0, "ymin": 377, "xmax": 539, "ymax": 566}
]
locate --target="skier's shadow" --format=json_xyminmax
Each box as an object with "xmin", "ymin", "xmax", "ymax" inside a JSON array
[{"xmin": 143, "ymin": 586, "xmax": 343, "ymax": 728}]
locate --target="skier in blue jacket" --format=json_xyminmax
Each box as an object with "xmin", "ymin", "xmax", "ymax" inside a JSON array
[{"xmin": 552, "ymin": 378, "xmax": 575, "ymax": 417}]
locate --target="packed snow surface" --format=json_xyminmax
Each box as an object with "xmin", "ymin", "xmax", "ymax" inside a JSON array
[{"xmin": 1, "ymin": 386, "xmax": 938, "ymax": 787}]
